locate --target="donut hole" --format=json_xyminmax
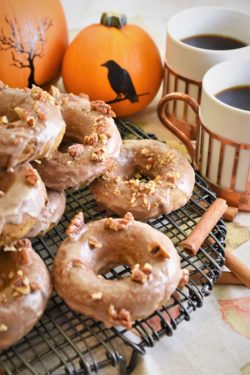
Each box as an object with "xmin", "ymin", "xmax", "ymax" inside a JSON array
[
  {"xmin": 90, "ymin": 238, "xmax": 151, "ymax": 278},
  {"xmin": 0, "ymin": 252, "xmax": 18, "ymax": 291}
]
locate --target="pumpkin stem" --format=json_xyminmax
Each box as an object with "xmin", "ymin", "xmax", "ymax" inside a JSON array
[{"xmin": 100, "ymin": 12, "xmax": 127, "ymax": 29}]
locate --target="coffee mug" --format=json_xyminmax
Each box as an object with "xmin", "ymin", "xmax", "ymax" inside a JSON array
[
  {"xmin": 163, "ymin": 7, "xmax": 250, "ymax": 139},
  {"xmin": 158, "ymin": 58, "xmax": 250, "ymax": 210}
]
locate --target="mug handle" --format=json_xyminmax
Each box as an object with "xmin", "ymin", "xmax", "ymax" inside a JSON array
[{"xmin": 157, "ymin": 93, "xmax": 200, "ymax": 168}]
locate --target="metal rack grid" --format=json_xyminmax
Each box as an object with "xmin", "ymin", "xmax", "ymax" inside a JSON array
[{"xmin": 0, "ymin": 119, "xmax": 226, "ymax": 375}]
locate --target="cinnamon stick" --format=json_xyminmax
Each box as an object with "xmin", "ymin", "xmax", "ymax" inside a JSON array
[
  {"xmin": 224, "ymin": 248, "xmax": 250, "ymax": 288},
  {"xmin": 223, "ymin": 206, "xmax": 239, "ymax": 222},
  {"xmin": 191, "ymin": 270, "xmax": 243, "ymax": 286},
  {"xmin": 180, "ymin": 198, "xmax": 228, "ymax": 255},
  {"xmin": 215, "ymin": 271, "xmax": 243, "ymax": 285}
]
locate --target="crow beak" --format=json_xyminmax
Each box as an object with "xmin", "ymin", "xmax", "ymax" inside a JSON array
[{"xmin": 101, "ymin": 62, "xmax": 107, "ymax": 67}]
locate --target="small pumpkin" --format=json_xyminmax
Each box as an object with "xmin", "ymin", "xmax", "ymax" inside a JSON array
[
  {"xmin": 62, "ymin": 13, "xmax": 162, "ymax": 117},
  {"xmin": 0, "ymin": 0, "xmax": 68, "ymax": 88}
]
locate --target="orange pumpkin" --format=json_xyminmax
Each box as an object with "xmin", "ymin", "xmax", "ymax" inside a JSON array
[
  {"xmin": 62, "ymin": 13, "xmax": 162, "ymax": 117},
  {"xmin": 0, "ymin": 0, "xmax": 68, "ymax": 88}
]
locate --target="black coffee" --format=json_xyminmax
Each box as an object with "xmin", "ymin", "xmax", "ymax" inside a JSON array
[
  {"xmin": 215, "ymin": 86, "xmax": 250, "ymax": 111},
  {"xmin": 181, "ymin": 34, "xmax": 247, "ymax": 50}
]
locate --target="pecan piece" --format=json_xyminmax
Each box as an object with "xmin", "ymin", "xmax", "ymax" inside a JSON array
[
  {"xmin": 0, "ymin": 116, "xmax": 8, "ymax": 124},
  {"xmin": 91, "ymin": 148, "xmax": 105, "ymax": 162},
  {"xmin": 105, "ymin": 212, "xmax": 134, "ymax": 231},
  {"xmin": 25, "ymin": 168, "xmax": 39, "ymax": 187},
  {"xmin": 68, "ymin": 144, "xmax": 85, "ymax": 158},
  {"xmin": 66, "ymin": 212, "xmax": 85, "ymax": 239},
  {"xmin": 84, "ymin": 134, "xmax": 98, "ymax": 146},
  {"xmin": 149, "ymin": 242, "xmax": 171, "ymax": 259},
  {"xmin": 108, "ymin": 305, "xmax": 132, "ymax": 329},
  {"xmin": 0, "ymin": 324, "xmax": 8, "ymax": 332},
  {"xmin": 90, "ymin": 100, "xmax": 115, "ymax": 117},
  {"xmin": 130, "ymin": 264, "xmax": 147, "ymax": 284},
  {"xmin": 26, "ymin": 116, "xmax": 35, "ymax": 127},
  {"xmin": 12, "ymin": 276, "xmax": 31, "ymax": 295},
  {"xmin": 91, "ymin": 292, "xmax": 103, "ymax": 300},
  {"xmin": 88, "ymin": 237, "xmax": 102, "ymax": 249},
  {"xmin": 71, "ymin": 259, "xmax": 85, "ymax": 268},
  {"xmin": 30, "ymin": 282, "xmax": 41, "ymax": 292}
]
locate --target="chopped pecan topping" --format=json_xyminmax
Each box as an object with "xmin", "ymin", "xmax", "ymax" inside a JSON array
[
  {"xmin": 3, "ymin": 245, "xmax": 17, "ymax": 252},
  {"xmin": 91, "ymin": 148, "xmax": 105, "ymax": 162},
  {"xmin": 108, "ymin": 305, "xmax": 132, "ymax": 329},
  {"xmin": 0, "ymin": 324, "xmax": 8, "ymax": 332},
  {"xmin": 149, "ymin": 242, "xmax": 171, "ymax": 259},
  {"xmin": 0, "ymin": 115, "xmax": 8, "ymax": 124},
  {"xmin": 15, "ymin": 238, "xmax": 31, "ymax": 250},
  {"xmin": 95, "ymin": 117, "xmax": 109, "ymax": 134},
  {"xmin": 90, "ymin": 100, "xmax": 115, "ymax": 117},
  {"xmin": 130, "ymin": 264, "xmax": 147, "ymax": 284},
  {"xmin": 31, "ymin": 86, "xmax": 55, "ymax": 104},
  {"xmin": 91, "ymin": 292, "xmax": 103, "ymax": 300},
  {"xmin": 66, "ymin": 212, "xmax": 85, "ymax": 239},
  {"xmin": 26, "ymin": 116, "xmax": 35, "ymax": 127},
  {"xmin": 25, "ymin": 168, "xmax": 39, "ymax": 187},
  {"xmin": 131, "ymin": 263, "xmax": 152, "ymax": 283},
  {"xmin": 142, "ymin": 263, "xmax": 152, "ymax": 275},
  {"xmin": 0, "ymin": 191, "xmax": 4, "ymax": 197},
  {"xmin": 146, "ymin": 157, "xmax": 155, "ymax": 170},
  {"xmin": 71, "ymin": 259, "xmax": 85, "ymax": 268},
  {"xmin": 178, "ymin": 269, "xmax": 189, "ymax": 288},
  {"xmin": 37, "ymin": 110, "xmax": 46, "ymax": 121},
  {"xmin": 98, "ymin": 133, "xmax": 108, "ymax": 144},
  {"xmin": 68, "ymin": 144, "xmax": 85, "ymax": 158},
  {"xmin": 18, "ymin": 247, "xmax": 31, "ymax": 264},
  {"xmin": 30, "ymin": 282, "xmax": 41, "ymax": 292},
  {"xmin": 14, "ymin": 106, "xmax": 26, "ymax": 120},
  {"xmin": 105, "ymin": 212, "xmax": 134, "ymax": 231},
  {"xmin": 84, "ymin": 134, "xmax": 98, "ymax": 146},
  {"xmin": 88, "ymin": 237, "xmax": 102, "ymax": 249},
  {"xmin": 141, "ymin": 148, "xmax": 150, "ymax": 157},
  {"xmin": 166, "ymin": 171, "xmax": 180, "ymax": 184},
  {"xmin": 12, "ymin": 276, "xmax": 31, "ymax": 295}
]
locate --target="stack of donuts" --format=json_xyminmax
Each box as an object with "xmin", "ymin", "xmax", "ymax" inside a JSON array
[{"xmin": 0, "ymin": 81, "xmax": 195, "ymax": 349}]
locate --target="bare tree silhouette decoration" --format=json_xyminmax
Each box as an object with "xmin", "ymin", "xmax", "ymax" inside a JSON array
[{"xmin": 0, "ymin": 16, "xmax": 53, "ymax": 87}]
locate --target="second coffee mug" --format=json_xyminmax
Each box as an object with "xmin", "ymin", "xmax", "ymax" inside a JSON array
[
  {"xmin": 163, "ymin": 7, "xmax": 250, "ymax": 139},
  {"xmin": 158, "ymin": 58, "xmax": 250, "ymax": 210}
]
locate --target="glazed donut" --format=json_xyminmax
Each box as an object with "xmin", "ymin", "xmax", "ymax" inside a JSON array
[
  {"xmin": 0, "ymin": 239, "xmax": 52, "ymax": 350},
  {"xmin": 53, "ymin": 212, "xmax": 188, "ymax": 329},
  {"xmin": 0, "ymin": 163, "xmax": 47, "ymax": 246},
  {"xmin": 27, "ymin": 189, "xmax": 66, "ymax": 238},
  {"xmin": 0, "ymin": 82, "xmax": 65, "ymax": 169},
  {"xmin": 90, "ymin": 139, "xmax": 195, "ymax": 220},
  {"xmin": 35, "ymin": 88, "xmax": 122, "ymax": 190}
]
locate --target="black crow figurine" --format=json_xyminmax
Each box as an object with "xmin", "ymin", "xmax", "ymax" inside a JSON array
[{"xmin": 101, "ymin": 60, "xmax": 138, "ymax": 103}]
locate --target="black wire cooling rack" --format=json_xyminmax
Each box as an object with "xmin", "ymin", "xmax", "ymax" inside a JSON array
[{"xmin": 0, "ymin": 119, "xmax": 226, "ymax": 375}]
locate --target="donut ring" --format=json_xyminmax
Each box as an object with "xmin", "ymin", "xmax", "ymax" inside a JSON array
[
  {"xmin": 27, "ymin": 189, "xmax": 66, "ymax": 238},
  {"xmin": 90, "ymin": 140, "xmax": 195, "ymax": 220},
  {"xmin": 0, "ymin": 239, "xmax": 52, "ymax": 350},
  {"xmin": 0, "ymin": 82, "xmax": 65, "ymax": 169},
  {"xmin": 35, "ymin": 89, "xmax": 122, "ymax": 190},
  {"xmin": 0, "ymin": 163, "xmax": 47, "ymax": 246},
  {"xmin": 53, "ymin": 212, "xmax": 187, "ymax": 329}
]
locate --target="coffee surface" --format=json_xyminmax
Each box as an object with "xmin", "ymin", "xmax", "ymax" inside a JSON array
[
  {"xmin": 181, "ymin": 34, "xmax": 247, "ymax": 50},
  {"xmin": 215, "ymin": 86, "xmax": 250, "ymax": 111}
]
